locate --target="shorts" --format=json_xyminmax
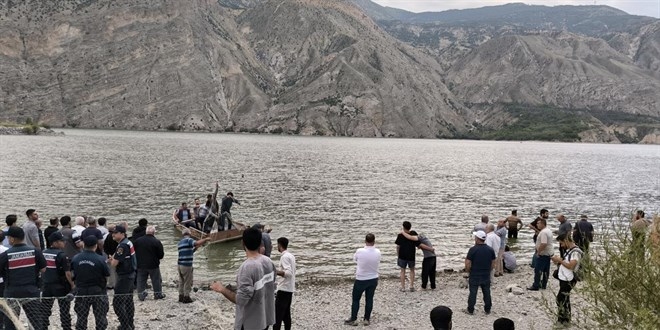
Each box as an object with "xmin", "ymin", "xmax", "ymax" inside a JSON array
[{"xmin": 397, "ymin": 258, "xmax": 415, "ymax": 269}]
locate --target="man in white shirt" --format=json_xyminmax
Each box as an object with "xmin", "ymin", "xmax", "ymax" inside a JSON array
[
  {"xmin": 485, "ymin": 224, "xmax": 501, "ymax": 280},
  {"xmin": 72, "ymin": 216, "xmax": 87, "ymax": 237},
  {"xmin": 344, "ymin": 233, "xmax": 381, "ymax": 327},
  {"xmin": 274, "ymin": 237, "xmax": 296, "ymax": 330}
]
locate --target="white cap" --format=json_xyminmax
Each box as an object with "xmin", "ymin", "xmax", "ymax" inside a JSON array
[{"xmin": 473, "ymin": 230, "xmax": 486, "ymax": 240}]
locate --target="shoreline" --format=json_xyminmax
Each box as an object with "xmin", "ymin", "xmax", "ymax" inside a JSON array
[{"xmin": 122, "ymin": 266, "xmax": 566, "ymax": 330}]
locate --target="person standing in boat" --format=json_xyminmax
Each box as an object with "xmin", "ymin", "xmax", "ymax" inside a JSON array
[{"xmin": 220, "ymin": 192, "xmax": 240, "ymax": 231}]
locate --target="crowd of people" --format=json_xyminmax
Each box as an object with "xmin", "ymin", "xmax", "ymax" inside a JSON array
[
  {"xmin": 0, "ymin": 209, "xmax": 167, "ymax": 330},
  {"xmin": 2, "ymin": 202, "xmax": 656, "ymax": 330}
]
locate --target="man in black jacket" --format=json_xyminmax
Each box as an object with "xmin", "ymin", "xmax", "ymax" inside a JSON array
[
  {"xmin": 134, "ymin": 226, "xmax": 165, "ymax": 301},
  {"xmin": 42, "ymin": 232, "xmax": 75, "ymax": 329}
]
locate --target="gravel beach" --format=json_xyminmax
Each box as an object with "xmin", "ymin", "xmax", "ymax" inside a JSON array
[{"xmin": 119, "ymin": 265, "xmax": 573, "ymax": 330}]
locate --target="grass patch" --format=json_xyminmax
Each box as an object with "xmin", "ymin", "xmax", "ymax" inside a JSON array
[{"xmin": 480, "ymin": 104, "xmax": 591, "ymax": 142}]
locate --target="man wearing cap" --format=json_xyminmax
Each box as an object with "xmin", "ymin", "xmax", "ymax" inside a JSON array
[
  {"xmin": 464, "ymin": 230, "xmax": 496, "ymax": 315},
  {"xmin": 72, "ymin": 235, "xmax": 111, "ymax": 330},
  {"xmin": 42, "ymin": 232, "xmax": 75, "ymax": 329},
  {"xmin": 177, "ymin": 229, "xmax": 209, "ymax": 303},
  {"xmin": 0, "ymin": 226, "xmax": 48, "ymax": 330},
  {"xmin": 135, "ymin": 226, "xmax": 165, "ymax": 301},
  {"xmin": 23, "ymin": 209, "xmax": 42, "ymax": 250},
  {"xmin": 430, "ymin": 305, "xmax": 452, "ymax": 330},
  {"xmin": 110, "ymin": 225, "xmax": 137, "ymax": 330}
]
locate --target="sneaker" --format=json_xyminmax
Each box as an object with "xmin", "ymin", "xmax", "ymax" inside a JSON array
[
  {"xmin": 363, "ymin": 319, "xmax": 370, "ymax": 326},
  {"xmin": 343, "ymin": 318, "xmax": 358, "ymax": 326},
  {"xmin": 462, "ymin": 308, "xmax": 474, "ymax": 315},
  {"xmin": 409, "ymin": 287, "xmax": 416, "ymax": 292},
  {"xmin": 138, "ymin": 291, "xmax": 148, "ymax": 301},
  {"xmin": 526, "ymin": 286, "xmax": 539, "ymax": 291},
  {"xmin": 485, "ymin": 310, "xmax": 491, "ymax": 315},
  {"xmin": 155, "ymin": 293, "xmax": 166, "ymax": 300}
]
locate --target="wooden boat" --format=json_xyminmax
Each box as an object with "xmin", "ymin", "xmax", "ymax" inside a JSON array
[{"xmin": 171, "ymin": 210, "xmax": 246, "ymax": 244}]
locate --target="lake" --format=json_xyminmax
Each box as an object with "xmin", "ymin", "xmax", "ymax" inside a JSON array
[{"xmin": 0, "ymin": 129, "xmax": 658, "ymax": 283}]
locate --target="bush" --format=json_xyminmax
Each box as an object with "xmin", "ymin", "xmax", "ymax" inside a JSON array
[{"xmin": 551, "ymin": 210, "xmax": 660, "ymax": 329}]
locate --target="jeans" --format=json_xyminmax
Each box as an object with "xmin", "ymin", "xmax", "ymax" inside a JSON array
[
  {"xmin": 531, "ymin": 251, "xmax": 538, "ymax": 268},
  {"xmin": 274, "ymin": 290, "xmax": 293, "ymax": 330},
  {"xmin": 219, "ymin": 211, "xmax": 233, "ymax": 231},
  {"xmin": 136, "ymin": 268, "xmax": 164, "ymax": 298},
  {"xmin": 42, "ymin": 284, "xmax": 72, "ymax": 329},
  {"xmin": 350, "ymin": 278, "xmax": 378, "ymax": 321},
  {"xmin": 421, "ymin": 257, "xmax": 436, "ymax": 289},
  {"xmin": 532, "ymin": 255, "xmax": 551, "ymax": 289},
  {"xmin": 75, "ymin": 287, "xmax": 109, "ymax": 330},
  {"xmin": 557, "ymin": 280, "xmax": 574, "ymax": 323},
  {"xmin": 467, "ymin": 277, "xmax": 492, "ymax": 313},
  {"xmin": 113, "ymin": 275, "xmax": 135, "ymax": 330}
]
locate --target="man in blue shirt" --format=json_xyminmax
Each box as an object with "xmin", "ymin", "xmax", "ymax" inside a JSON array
[
  {"xmin": 72, "ymin": 235, "xmax": 110, "ymax": 330},
  {"xmin": 177, "ymin": 229, "xmax": 209, "ymax": 303},
  {"xmin": 464, "ymin": 230, "xmax": 496, "ymax": 315},
  {"xmin": 110, "ymin": 225, "xmax": 136, "ymax": 330}
]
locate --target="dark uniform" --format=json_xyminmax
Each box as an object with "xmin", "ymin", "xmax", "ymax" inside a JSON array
[
  {"xmin": 72, "ymin": 248, "xmax": 110, "ymax": 330},
  {"xmin": 113, "ymin": 237, "xmax": 136, "ymax": 330},
  {"xmin": 0, "ymin": 243, "xmax": 47, "ymax": 330},
  {"xmin": 42, "ymin": 246, "xmax": 73, "ymax": 329}
]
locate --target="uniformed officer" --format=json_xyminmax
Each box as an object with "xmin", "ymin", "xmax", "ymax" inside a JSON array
[
  {"xmin": 42, "ymin": 232, "xmax": 75, "ymax": 329},
  {"xmin": 72, "ymin": 235, "xmax": 110, "ymax": 330},
  {"xmin": 0, "ymin": 227, "xmax": 47, "ymax": 330},
  {"xmin": 110, "ymin": 225, "xmax": 136, "ymax": 330}
]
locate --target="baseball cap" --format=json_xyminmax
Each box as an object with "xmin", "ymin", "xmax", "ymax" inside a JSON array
[
  {"xmin": 48, "ymin": 232, "xmax": 65, "ymax": 243},
  {"xmin": 6, "ymin": 227, "xmax": 25, "ymax": 240},
  {"xmin": 473, "ymin": 230, "xmax": 486, "ymax": 241},
  {"xmin": 83, "ymin": 235, "xmax": 98, "ymax": 247},
  {"xmin": 112, "ymin": 225, "xmax": 126, "ymax": 234}
]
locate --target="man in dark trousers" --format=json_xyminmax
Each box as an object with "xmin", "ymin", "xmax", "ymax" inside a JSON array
[
  {"xmin": 220, "ymin": 192, "xmax": 240, "ymax": 231},
  {"xmin": 110, "ymin": 225, "xmax": 137, "ymax": 330},
  {"xmin": 0, "ymin": 227, "xmax": 47, "ymax": 330},
  {"xmin": 72, "ymin": 236, "xmax": 110, "ymax": 330},
  {"xmin": 464, "ymin": 230, "xmax": 496, "ymax": 315},
  {"xmin": 42, "ymin": 232, "xmax": 75, "ymax": 330},
  {"xmin": 573, "ymin": 215, "xmax": 594, "ymax": 253},
  {"xmin": 134, "ymin": 225, "xmax": 165, "ymax": 301}
]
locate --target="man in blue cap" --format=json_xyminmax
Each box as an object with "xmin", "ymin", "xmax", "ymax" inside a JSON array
[
  {"xmin": 42, "ymin": 232, "xmax": 75, "ymax": 329},
  {"xmin": 72, "ymin": 235, "xmax": 111, "ymax": 330},
  {"xmin": 110, "ymin": 225, "xmax": 136, "ymax": 330}
]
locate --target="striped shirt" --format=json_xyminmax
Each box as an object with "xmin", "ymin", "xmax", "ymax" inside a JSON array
[{"xmin": 177, "ymin": 237, "xmax": 196, "ymax": 267}]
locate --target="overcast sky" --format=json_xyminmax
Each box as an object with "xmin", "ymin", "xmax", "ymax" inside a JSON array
[{"xmin": 371, "ymin": 0, "xmax": 660, "ymax": 18}]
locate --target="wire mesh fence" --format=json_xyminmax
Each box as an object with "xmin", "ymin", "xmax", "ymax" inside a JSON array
[{"xmin": 0, "ymin": 287, "xmax": 235, "ymax": 330}]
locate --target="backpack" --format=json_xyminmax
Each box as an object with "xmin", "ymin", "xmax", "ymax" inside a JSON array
[{"xmin": 567, "ymin": 247, "xmax": 585, "ymax": 282}]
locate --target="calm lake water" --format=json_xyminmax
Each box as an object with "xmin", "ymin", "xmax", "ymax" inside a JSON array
[{"xmin": 0, "ymin": 129, "xmax": 658, "ymax": 283}]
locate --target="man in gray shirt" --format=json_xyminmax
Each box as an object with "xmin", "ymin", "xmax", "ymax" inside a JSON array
[
  {"xmin": 23, "ymin": 209, "xmax": 41, "ymax": 250},
  {"xmin": 211, "ymin": 227, "xmax": 276, "ymax": 330}
]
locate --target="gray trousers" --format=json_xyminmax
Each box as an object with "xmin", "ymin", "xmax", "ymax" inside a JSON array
[
  {"xmin": 178, "ymin": 265, "xmax": 193, "ymax": 297},
  {"xmin": 137, "ymin": 268, "xmax": 163, "ymax": 297}
]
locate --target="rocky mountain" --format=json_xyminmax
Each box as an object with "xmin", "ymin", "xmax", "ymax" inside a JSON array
[
  {"xmin": 0, "ymin": 0, "xmax": 658, "ymax": 142},
  {"xmin": 0, "ymin": 0, "xmax": 471, "ymax": 137}
]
